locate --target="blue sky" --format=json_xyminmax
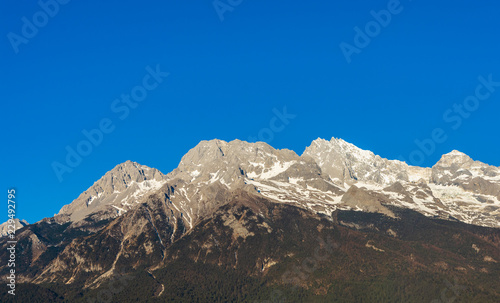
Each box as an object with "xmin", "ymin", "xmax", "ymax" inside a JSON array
[{"xmin": 1, "ymin": 0, "xmax": 499, "ymax": 223}]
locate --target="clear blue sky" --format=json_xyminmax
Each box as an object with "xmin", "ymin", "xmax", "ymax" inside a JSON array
[{"xmin": 2, "ymin": 0, "xmax": 499, "ymax": 223}]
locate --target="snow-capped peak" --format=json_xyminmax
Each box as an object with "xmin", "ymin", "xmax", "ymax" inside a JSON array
[
  {"xmin": 57, "ymin": 160, "xmax": 167, "ymax": 222},
  {"xmin": 435, "ymin": 150, "xmax": 473, "ymax": 167},
  {"xmin": 446, "ymin": 150, "xmax": 467, "ymax": 156},
  {"xmin": 51, "ymin": 137, "xmax": 500, "ymax": 230}
]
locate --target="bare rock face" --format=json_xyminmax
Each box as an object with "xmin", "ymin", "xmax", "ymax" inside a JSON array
[
  {"xmin": 302, "ymin": 140, "xmax": 500, "ymax": 228},
  {"xmin": 0, "ymin": 218, "xmax": 28, "ymax": 237},
  {"xmin": 53, "ymin": 138, "xmax": 500, "ymax": 232},
  {"xmin": 436, "ymin": 150, "xmax": 474, "ymax": 167},
  {"xmin": 57, "ymin": 160, "xmax": 167, "ymax": 222},
  {"xmin": 431, "ymin": 150, "xmax": 500, "ymax": 199},
  {"xmin": 303, "ymin": 138, "xmax": 429, "ymax": 186},
  {"xmin": 160, "ymin": 139, "xmax": 344, "ymax": 227},
  {"xmin": 383, "ymin": 182, "xmax": 408, "ymax": 195},
  {"xmin": 33, "ymin": 189, "xmax": 188, "ymax": 286},
  {"xmin": 2, "ymin": 137, "xmax": 500, "ymax": 294},
  {"xmin": 341, "ymin": 185, "xmax": 395, "ymax": 218},
  {"xmin": 171, "ymin": 139, "xmax": 312, "ymax": 186},
  {"xmin": 431, "ymin": 150, "xmax": 499, "ymax": 185}
]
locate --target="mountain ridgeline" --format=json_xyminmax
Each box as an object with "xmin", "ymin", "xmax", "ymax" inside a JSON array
[{"xmin": 2, "ymin": 138, "xmax": 500, "ymax": 302}]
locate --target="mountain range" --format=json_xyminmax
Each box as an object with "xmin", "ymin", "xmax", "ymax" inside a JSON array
[
  {"xmin": 2, "ymin": 138, "xmax": 499, "ymax": 302},
  {"xmin": 53, "ymin": 137, "xmax": 500, "ymax": 229}
]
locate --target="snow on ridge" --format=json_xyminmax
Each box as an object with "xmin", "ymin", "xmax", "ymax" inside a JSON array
[
  {"xmin": 446, "ymin": 150, "xmax": 467, "ymax": 156},
  {"xmin": 131, "ymin": 179, "xmax": 167, "ymax": 199},
  {"xmin": 260, "ymin": 161, "xmax": 296, "ymax": 179},
  {"xmin": 111, "ymin": 205, "xmax": 127, "ymax": 216},
  {"xmin": 88, "ymin": 195, "xmax": 97, "ymax": 206},
  {"xmin": 247, "ymin": 161, "xmax": 296, "ymax": 180},
  {"xmin": 209, "ymin": 170, "xmax": 221, "ymax": 183},
  {"xmin": 330, "ymin": 137, "xmax": 374, "ymax": 161}
]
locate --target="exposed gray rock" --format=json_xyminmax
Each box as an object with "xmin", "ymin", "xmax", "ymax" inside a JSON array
[
  {"xmin": 431, "ymin": 150, "xmax": 500, "ymax": 200},
  {"xmin": 57, "ymin": 160, "xmax": 167, "ymax": 222},
  {"xmin": 341, "ymin": 185, "xmax": 395, "ymax": 218},
  {"xmin": 0, "ymin": 218, "xmax": 28, "ymax": 237},
  {"xmin": 53, "ymin": 138, "xmax": 500, "ymax": 230},
  {"xmin": 303, "ymin": 138, "xmax": 431, "ymax": 186}
]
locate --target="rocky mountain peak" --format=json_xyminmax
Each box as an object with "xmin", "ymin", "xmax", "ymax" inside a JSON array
[
  {"xmin": 177, "ymin": 139, "xmax": 278, "ymax": 169},
  {"xmin": 109, "ymin": 160, "xmax": 164, "ymax": 180},
  {"xmin": 0, "ymin": 219, "xmax": 28, "ymax": 237},
  {"xmin": 329, "ymin": 137, "xmax": 375, "ymax": 158},
  {"xmin": 50, "ymin": 137, "xmax": 500, "ymax": 231},
  {"xmin": 4, "ymin": 138, "xmax": 500, "ymax": 302},
  {"xmin": 431, "ymin": 151, "xmax": 500, "ymax": 201},
  {"xmin": 435, "ymin": 150, "xmax": 473, "ymax": 167},
  {"xmin": 172, "ymin": 139, "xmax": 301, "ymax": 183},
  {"xmin": 303, "ymin": 137, "xmax": 409, "ymax": 186},
  {"xmin": 57, "ymin": 161, "xmax": 167, "ymax": 222}
]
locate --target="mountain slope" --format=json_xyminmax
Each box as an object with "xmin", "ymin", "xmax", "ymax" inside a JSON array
[
  {"xmin": 56, "ymin": 160, "xmax": 167, "ymax": 223},
  {"xmin": 52, "ymin": 138, "xmax": 500, "ymax": 230},
  {"xmin": 2, "ymin": 137, "xmax": 500, "ymax": 302},
  {"xmin": 0, "ymin": 218, "xmax": 28, "ymax": 237},
  {"xmin": 3, "ymin": 192, "xmax": 500, "ymax": 302}
]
